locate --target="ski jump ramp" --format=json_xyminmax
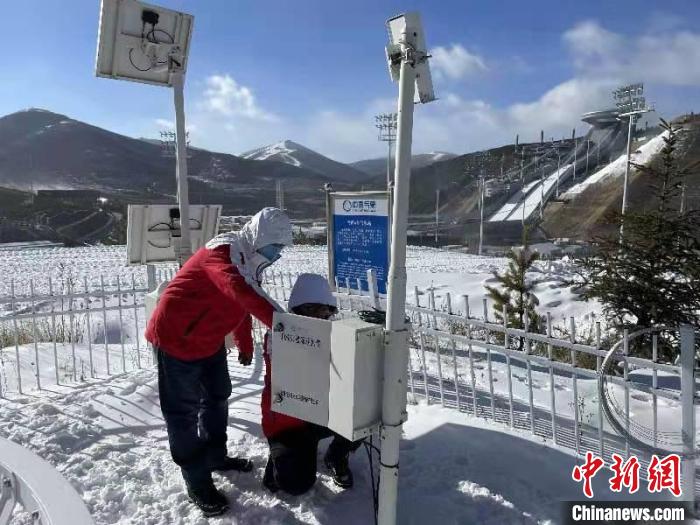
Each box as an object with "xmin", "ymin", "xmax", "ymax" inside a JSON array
[{"xmin": 489, "ymin": 110, "xmax": 625, "ymax": 224}]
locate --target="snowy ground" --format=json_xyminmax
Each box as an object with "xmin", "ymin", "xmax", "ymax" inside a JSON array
[
  {"xmin": 0, "ymin": 244, "xmax": 693, "ymax": 524},
  {"xmin": 0, "ymin": 352, "xmax": 682, "ymax": 525}
]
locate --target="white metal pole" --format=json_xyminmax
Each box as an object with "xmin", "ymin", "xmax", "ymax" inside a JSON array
[
  {"xmin": 387, "ymin": 139, "xmax": 392, "ymax": 190},
  {"xmin": 434, "ymin": 188, "xmax": 439, "ymax": 245},
  {"xmin": 680, "ymin": 325, "xmax": 696, "ymax": 506},
  {"xmin": 478, "ymin": 176, "xmax": 484, "ymax": 255},
  {"xmin": 378, "ymin": 41, "xmax": 417, "ymax": 525},
  {"xmin": 619, "ymin": 115, "xmax": 634, "ymax": 242},
  {"xmin": 171, "ymin": 71, "xmax": 192, "ymax": 265}
]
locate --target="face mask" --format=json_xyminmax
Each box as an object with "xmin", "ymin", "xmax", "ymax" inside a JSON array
[{"xmin": 257, "ymin": 243, "xmax": 284, "ymax": 264}]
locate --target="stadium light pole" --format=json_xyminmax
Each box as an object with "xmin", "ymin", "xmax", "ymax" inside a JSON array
[
  {"xmin": 478, "ymin": 173, "xmax": 485, "ymax": 255},
  {"xmin": 434, "ymin": 188, "xmax": 440, "ymax": 245},
  {"xmin": 380, "ymin": 13, "xmax": 435, "ymax": 525},
  {"xmin": 572, "ymin": 128, "xmax": 577, "ymax": 181},
  {"xmin": 376, "ymin": 113, "xmax": 398, "ymax": 190},
  {"xmin": 614, "ymin": 83, "xmax": 652, "ymax": 241}
]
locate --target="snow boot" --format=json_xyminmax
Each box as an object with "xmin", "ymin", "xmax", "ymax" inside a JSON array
[
  {"xmin": 186, "ymin": 483, "xmax": 229, "ymax": 517},
  {"xmin": 324, "ymin": 452, "xmax": 354, "ymax": 489},
  {"xmin": 211, "ymin": 456, "xmax": 254, "ymax": 473},
  {"xmin": 262, "ymin": 457, "xmax": 279, "ymax": 493}
]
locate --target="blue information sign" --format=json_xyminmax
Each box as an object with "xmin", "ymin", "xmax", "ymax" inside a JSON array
[{"xmin": 330, "ymin": 194, "xmax": 390, "ymax": 294}]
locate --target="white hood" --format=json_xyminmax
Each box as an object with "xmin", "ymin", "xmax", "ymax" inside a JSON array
[
  {"xmin": 288, "ymin": 273, "xmax": 337, "ymax": 310},
  {"xmin": 206, "ymin": 208, "xmax": 293, "ymax": 304}
]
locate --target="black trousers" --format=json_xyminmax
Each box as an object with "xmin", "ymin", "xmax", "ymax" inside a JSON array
[
  {"xmin": 157, "ymin": 347, "xmax": 232, "ymax": 489},
  {"xmin": 267, "ymin": 424, "xmax": 362, "ymax": 495}
]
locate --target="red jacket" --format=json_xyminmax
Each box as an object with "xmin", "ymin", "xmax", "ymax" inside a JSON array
[
  {"xmin": 261, "ymin": 333, "xmax": 307, "ymax": 438},
  {"xmin": 145, "ymin": 245, "xmax": 275, "ymax": 361}
]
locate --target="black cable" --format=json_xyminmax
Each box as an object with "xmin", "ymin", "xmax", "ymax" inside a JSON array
[
  {"xmin": 148, "ymin": 222, "xmax": 175, "ymax": 232},
  {"xmin": 147, "ymin": 28, "xmax": 175, "ymax": 44},
  {"xmin": 358, "ymin": 309, "xmax": 386, "ymax": 325},
  {"xmin": 128, "ymin": 48, "xmax": 152, "ymax": 72},
  {"xmin": 364, "ymin": 437, "xmax": 379, "ymax": 525}
]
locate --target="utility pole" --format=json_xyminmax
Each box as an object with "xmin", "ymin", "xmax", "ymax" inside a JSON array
[
  {"xmin": 572, "ymin": 128, "xmax": 577, "ymax": 181},
  {"xmin": 434, "ymin": 188, "xmax": 440, "ymax": 245},
  {"xmin": 539, "ymin": 131, "xmax": 545, "ymax": 220},
  {"xmin": 555, "ymin": 140, "xmax": 562, "ymax": 198},
  {"xmin": 585, "ymin": 139, "xmax": 590, "ymax": 177},
  {"xmin": 276, "ymin": 180, "xmax": 285, "ymax": 211},
  {"xmin": 614, "ymin": 83, "xmax": 653, "ymax": 242},
  {"xmin": 375, "ymin": 113, "xmax": 398, "ymax": 190},
  {"xmin": 478, "ymin": 172, "xmax": 485, "ymax": 255}
]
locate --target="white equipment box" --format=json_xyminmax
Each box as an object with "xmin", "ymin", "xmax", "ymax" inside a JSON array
[{"xmin": 270, "ymin": 312, "xmax": 384, "ymax": 441}]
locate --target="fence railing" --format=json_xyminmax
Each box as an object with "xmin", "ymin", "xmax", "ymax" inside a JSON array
[
  {"xmin": 0, "ymin": 267, "xmax": 697, "ymax": 505},
  {"xmin": 262, "ymin": 269, "xmax": 699, "ymax": 503},
  {"xmin": 0, "ymin": 436, "xmax": 94, "ymax": 525}
]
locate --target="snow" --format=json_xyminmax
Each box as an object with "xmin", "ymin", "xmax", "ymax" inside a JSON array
[
  {"xmin": 490, "ymin": 164, "xmax": 572, "ymax": 223},
  {"xmin": 0, "ymin": 244, "xmax": 692, "ymax": 523},
  {"xmin": 241, "ymin": 140, "xmax": 302, "ymax": 167},
  {"xmin": 0, "ymin": 353, "xmax": 683, "ymax": 525},
  {"xmin": 563, "ymin": 131, "xmax": 668, "ymax": 198}
]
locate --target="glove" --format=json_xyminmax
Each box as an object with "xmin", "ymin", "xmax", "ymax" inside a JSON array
[{"xmin": 238, "ymin": 352, "xmax": 253, "ymax": 366}]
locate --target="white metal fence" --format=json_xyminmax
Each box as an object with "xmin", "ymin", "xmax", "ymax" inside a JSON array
[{"xmin": 0, "ymin": 267, "xmax": 698, "ymax": 513}]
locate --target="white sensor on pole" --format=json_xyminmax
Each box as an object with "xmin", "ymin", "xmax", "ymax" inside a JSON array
[
  {"xmin": 95, "ymin": 0, "xmax": 195, "ymax": 265},
  {"xmin": 379, "ymin": 12, "xmax": 435, "ymax": 525}
]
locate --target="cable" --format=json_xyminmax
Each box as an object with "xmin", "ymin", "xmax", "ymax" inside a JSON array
[
  {"xmin": 128, "ymin": 48, "xmax": 152, "ymax": 72},
  {"xmin": 364, "ymin": 436, "xmax": 379, "ymax": 525},
  {"xmin": 359, "ymin": 309, "xmax": 386, "ymax": 325},
  {"xmin": 147, "ymin": 28, "xmax": 175, "ymax": 44}
]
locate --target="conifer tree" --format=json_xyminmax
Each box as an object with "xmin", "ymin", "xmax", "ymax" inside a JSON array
[
  {"xmin": 578, "ymin": 120, "xmax": 700, "ymax": 358},
  {"xmin": 485, "ymin": 229, "xmax": 540, "ymax": 335}
]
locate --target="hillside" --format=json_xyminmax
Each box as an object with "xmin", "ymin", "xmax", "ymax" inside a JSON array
[
  {"xmin": 0, "ymin": 109, "xmax": 359, "ymax": 219},
  {"xmin": 541, "ymin": 115, "xmax": 700, "ymax": 241},
  {"xmin": 351, "ymin": 151, "xmax": 457, "ymax": 176},
  {"xmin": 241, "ymin": 139, "xmax": 368, "ymax": 183}
]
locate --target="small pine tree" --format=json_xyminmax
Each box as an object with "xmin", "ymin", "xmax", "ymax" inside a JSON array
[
  {"xmin": 578, "ymin": 119, "xmax": 700, "ymax": 359},
  {"xmin": 485, "ymin": 229, "xmax": 540, "ymax": 337}
]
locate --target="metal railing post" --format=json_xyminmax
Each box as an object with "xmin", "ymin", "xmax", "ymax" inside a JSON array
[{"xmin": 680, "ymin": 325, "xmax": 696, "ymax": 507}]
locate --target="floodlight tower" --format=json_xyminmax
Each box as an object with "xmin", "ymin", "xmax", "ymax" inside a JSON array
[
  {"xmin": 381, "ymin": 12, "xmax": 435, "ymax": 525},
  {"xmin": 375, "ymin": 113, "xmax": 398, "ymax": 189},
  {"xmin": 96, "ymin": 0, "xmax": 194, "ymax": 266},
  {"xmin": 614, "ymin": 83, "xmax": 653, "ymax": 241}
]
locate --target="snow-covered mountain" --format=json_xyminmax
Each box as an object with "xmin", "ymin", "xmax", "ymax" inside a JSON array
[
  {"xmin": 241, "ymin": 140, "xmax": 368, "ymax": 182},
  {"xmin": 351, "ymin": 151, "xmax": 458, "ymax": 175}
]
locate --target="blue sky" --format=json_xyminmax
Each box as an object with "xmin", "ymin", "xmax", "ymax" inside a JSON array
[{"xmin": 2, "ymin": 0, "xmax": 699, "ymax": 161}]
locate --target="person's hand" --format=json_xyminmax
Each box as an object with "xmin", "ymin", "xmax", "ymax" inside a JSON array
[{"xmin": 238, "ymin": 352, "xmax": 253, "ymax": 366}]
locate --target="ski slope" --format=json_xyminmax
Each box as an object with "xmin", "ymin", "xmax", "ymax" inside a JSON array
[
  {"xmin": 563, "ymin": 131, "xmax": 668, "ymax": 198},
  {"xmin": 489, "ymin": 164, "xmax": 572, "ymax": 223}
]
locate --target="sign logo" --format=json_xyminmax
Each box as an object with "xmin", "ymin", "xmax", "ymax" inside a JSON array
[{"xmin": 343, "ymin": 200, "xmax": 352, "ymax": 212}]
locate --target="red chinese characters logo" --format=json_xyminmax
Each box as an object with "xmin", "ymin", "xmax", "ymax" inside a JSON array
[
  {"xmin": 572, "ymin": 452, "xmax": 605, "ymax": 498},
  {"xmin": 648, "ymin": 454, "xmax": 681, "ymax": 497},
  {"xmin": 572, "ymin": 453, "xmax": 681, "ymax": 498}
]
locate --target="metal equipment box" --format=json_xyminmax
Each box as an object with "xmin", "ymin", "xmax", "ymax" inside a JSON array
[{"xmin": 270, "ymin": 312, "xmax": 384, "ymax": 440}]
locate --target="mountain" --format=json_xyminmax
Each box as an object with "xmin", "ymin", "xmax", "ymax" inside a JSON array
[
  {"xmin": 351, "ymin": 152, "xmax": 458, "ymax": 176},
  {"xmin": 241, "ymin": 140, "xmax": 368, "ymax": 183},
  {"xmin": 0, "ymin": 109, "xmax": 357, "ymax": 217}
]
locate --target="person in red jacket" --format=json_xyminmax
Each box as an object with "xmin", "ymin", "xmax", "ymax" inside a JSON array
[
  {"xmin": 146, "ymin": 207, "xmax": 292, "ymax": 517},
  {"xmin": 261, "ymin": 273, "xmax": 363, "ymax": 495}
]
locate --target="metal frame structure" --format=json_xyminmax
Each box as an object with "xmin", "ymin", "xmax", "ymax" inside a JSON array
[
  {"xmin": 375, "ymin": 113, "xmax": 398, "ymax": 190},
  {"xmin": 0, "ymin": 437, "xmax": 94, "ymax": 525},
  {"xmin": 614, "ymin": 83, "xmax": 653, "ymax": 241}
]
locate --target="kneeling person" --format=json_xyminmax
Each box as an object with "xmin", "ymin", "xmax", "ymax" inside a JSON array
[{"xmin": 261, "ymin": 273, "xmax": 362, "ymax": 495}]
